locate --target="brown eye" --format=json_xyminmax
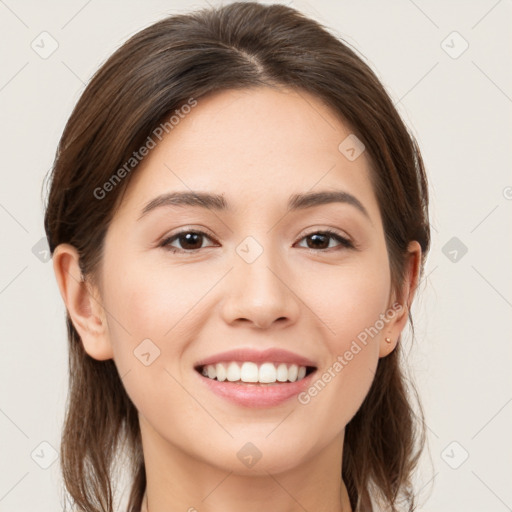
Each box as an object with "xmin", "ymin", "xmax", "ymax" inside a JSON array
[
  {"xmin": 296, "ymin": 230, "xmax": 354, "ymax": 251},
  {"xmin": 161, "ymin": 230, "xmax": 217, "ymax": 253},
  {"xmin": 175, "ymin": 232, "xmax": 204, "ymax": 250}
]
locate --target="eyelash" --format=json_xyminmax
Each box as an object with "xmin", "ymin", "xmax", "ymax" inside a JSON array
[{"xmin": 159, "ymin": 228, "xmax": 355, "ymax": 254}]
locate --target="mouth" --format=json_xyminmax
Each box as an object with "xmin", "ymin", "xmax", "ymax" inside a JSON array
[
  {"xmin": 192, "ymin": 347, "xmax": 318, "ymax": 407},
  {"xmin": 194, "ymin": 361, "xmax": 317, "ymax": 385}
]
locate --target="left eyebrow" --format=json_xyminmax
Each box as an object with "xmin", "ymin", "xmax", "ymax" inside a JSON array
[
  {"xmin": 288, "ymin": 190, "xmax": 370, "ymax": 220},
  {"xmin": 137, "ymin": 190, "xmax": 370, "ymax": 221}
]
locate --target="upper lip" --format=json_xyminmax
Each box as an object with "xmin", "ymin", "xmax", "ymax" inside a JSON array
[{"xmin": 194, "ymin": 348, "xmax": 317, "ymax": 369}]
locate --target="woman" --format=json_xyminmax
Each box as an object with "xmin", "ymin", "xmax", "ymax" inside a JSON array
[{"xmin": 45, "ymin": 2, "xmax": 430, "ymax": 511}]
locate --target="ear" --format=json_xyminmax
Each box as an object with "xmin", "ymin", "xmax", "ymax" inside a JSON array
[
  {"xmin": 379, "ymin": 240, "xmax": 422, "ymax": 358},
  {"xmin": 52, "ymin": 243, "xmax": 114, "ymax": 361}
]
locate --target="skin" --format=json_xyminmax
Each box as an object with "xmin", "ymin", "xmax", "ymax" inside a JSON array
[{"xmin": 53, "ymin": 86, "xmax": 421, "ymax": 512}]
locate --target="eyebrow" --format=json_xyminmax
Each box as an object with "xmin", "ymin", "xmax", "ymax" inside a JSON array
[{"xmin": 137, "ymin": 190, "xmax": 370, "ymax": 221}]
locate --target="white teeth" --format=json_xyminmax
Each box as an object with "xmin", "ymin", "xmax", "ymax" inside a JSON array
[
  {"xmin": 200, "ymin": 362, "xmax": 311, "ymax": 383},
  {"xmin": 288, "ymin": 364, "xmax": 298, "ymax": 382},
  {"xmin": 226, "ymin": 362, "xmax": 240, "ymax": 381},
  {"xmin": 259, "ymin": 362, "xmax": 277, "ymax": 383},
  {"xmin": 216, "ymin": 363, "xmax": 227, "ymax": 382},
  {"xmin": 276, "ymin": 363, "xmax": 288, "ymax": 382},
  {"xmin": 240, "ymin": 362, "xmax": 259, "ymax": 382}
]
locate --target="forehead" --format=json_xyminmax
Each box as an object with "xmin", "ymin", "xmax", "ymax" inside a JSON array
[{"xmin": 118, "ymin": 86, "xmax": 380, "ymax": 222}]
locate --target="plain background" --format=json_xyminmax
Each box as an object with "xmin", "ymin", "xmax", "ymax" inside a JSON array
[{"xmin": 0, "ymin": 0, "xmax": 511, "ymax": 511}]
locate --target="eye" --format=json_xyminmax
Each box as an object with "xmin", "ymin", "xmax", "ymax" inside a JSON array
[
  {"xmin": 160, "ymin": 230, "xmax": 218, "ymax": 253},
  {"xmin": 160, "ymin": 228, "xmax": 354, "ymax": 254},
  {"xmin": 295, "ymin": 229, "xmax": 354, "ymax": 251}
]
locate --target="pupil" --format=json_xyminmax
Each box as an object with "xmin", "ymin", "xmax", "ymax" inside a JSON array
[
  {"xmin": 308, "ymin": 233, "xmax": 328, "ymax": 249},
  {"xmin": 181, "ymin": 233, "xmax": 201, "ymax": 249}
]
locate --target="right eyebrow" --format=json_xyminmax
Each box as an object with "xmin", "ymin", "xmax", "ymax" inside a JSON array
[{"xmin": 138, "ymin": 191, "xmax": 228, "ymax": 220}]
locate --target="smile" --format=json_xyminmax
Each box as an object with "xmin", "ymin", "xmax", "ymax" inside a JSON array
[{"xmin": 196, "ymin": 361, "xmax": 316, "ymax": 384}]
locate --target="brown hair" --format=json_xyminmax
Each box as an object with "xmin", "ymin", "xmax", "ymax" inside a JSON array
[{"xmin": 44, "ymin": 2, "xmax": 430, "ymax": 511}]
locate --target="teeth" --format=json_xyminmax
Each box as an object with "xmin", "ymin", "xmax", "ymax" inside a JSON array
[
  {"xmin": 200, "ymin": 362, "xmax": 311, "ymax": 383},
  {"xmin": 226, "ymin": 362, "xmax": 240, "ymax": 382},
  {"xmin": 241, "ymin": 362, "xmax": 259, "ymax": 382},
  {"xmin": 259, "ymin": 362, "xmax": 276, "ymax": 383},
  {"xmin": 276, "ymin": 363, "xmax": 288, "ymax": 382},
  {"xmin": 216, "ymin": 363, "xmax": 227, "ymax": 382},
  {"xmin": 288, "ymin": 364, "xmax": 298, "ymax": 382}
]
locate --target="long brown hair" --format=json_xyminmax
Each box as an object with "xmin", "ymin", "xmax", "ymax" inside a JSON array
[{"xmin": 44, "ymin": 2, "xmax": 430, "ymax": 511}]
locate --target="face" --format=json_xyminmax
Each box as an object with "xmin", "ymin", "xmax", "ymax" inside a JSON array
[{"xmin": 89, "ymin": 86, "xmax": 406, "ymax": 475}]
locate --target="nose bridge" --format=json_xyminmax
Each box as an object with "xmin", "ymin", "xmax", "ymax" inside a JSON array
[{"xmin": 221, "ymin": 234, "xmax": 299, "ymax": 328}]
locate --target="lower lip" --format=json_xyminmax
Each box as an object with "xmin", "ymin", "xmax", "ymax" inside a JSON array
[{"xmin": 196, "ymin": 370, "xmax": 317, "ymax": 408}]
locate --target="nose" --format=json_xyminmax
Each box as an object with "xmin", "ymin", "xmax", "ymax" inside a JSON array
[{"xmin": 220, "ymin": 246, "xmax": 301, "ymax": 330}]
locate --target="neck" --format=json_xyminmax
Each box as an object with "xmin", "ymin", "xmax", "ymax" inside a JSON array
[{"xmin": 138, "ymin": 416, "xmax": 353, "ymax": 512}]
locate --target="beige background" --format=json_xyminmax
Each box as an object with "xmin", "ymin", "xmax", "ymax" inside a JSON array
[{"xmin": 0, "ymin": 0, "xmax": 511, "ymax": 510}]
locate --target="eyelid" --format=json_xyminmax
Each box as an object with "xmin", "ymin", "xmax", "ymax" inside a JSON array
[{"xmin": 296, "ymin": 226, "xmax": 353, "ymax": 244}]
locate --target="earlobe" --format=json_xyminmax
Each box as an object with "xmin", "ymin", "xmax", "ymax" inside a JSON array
[
  {"xmin": 379, "ymin": 241, "xmax": 422, "ymax": 358},
  {"xmin": 52, "ymin": 243, "xmax": 114, "ymax": 361}
]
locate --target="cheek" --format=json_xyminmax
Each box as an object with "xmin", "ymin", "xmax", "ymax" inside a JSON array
[
  {"xmin": 308, "ymin": 254, "xmax": 391, "ymax": 350},
  {"xmin": 296, "ymin": 254, "xmax": 390, "ymax": 423},
  {"xmin": 105, "ymin": 258, "xmax": 213, "ymax": 343},
  {"xmin": 100, "ymin": 265, "xmax": 205, "ymax": 422},
  {"xmin": 101, "ymin": 257, "xmax": 224, "ymax": 393}
]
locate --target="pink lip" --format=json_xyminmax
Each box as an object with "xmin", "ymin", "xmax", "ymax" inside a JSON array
[
  {"xmin": 196, "ymin": 369, "xmax": 317, "ymax": 408},
  {"xmin": 194, "ymin": 348, "xmax": 317, "ymax": 369}
]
